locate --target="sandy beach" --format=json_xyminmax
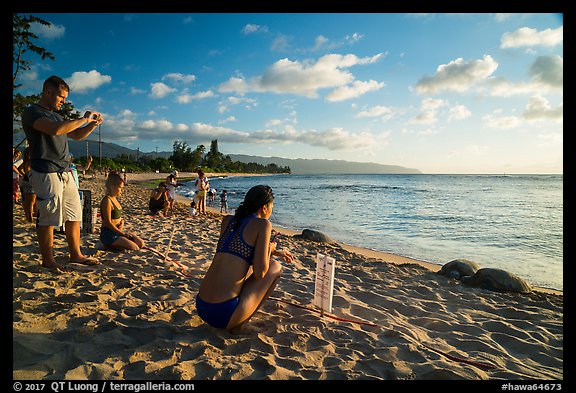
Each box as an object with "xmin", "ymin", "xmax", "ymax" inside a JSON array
[{"xmin": 12, "ymin": 173, "xmax": 563, "ymax": 380}]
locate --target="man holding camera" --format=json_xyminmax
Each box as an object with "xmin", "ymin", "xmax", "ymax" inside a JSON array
[{"xmin": 21, "ymin": 75, "xmax": 103, "ymax": 271}]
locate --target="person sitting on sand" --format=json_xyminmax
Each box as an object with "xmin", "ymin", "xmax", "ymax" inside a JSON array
[
  {"xmin": 149, "ymin": 182, "xmax": 170, "ymax": 216},
  {"xmin": 196, "ymin": 185, "xmax": 294, "ymax": 331},
  {"xmin": 189, "ymin": 201, "xmax": 198, "ymax": 217},
  {"xmin": 99, "ymin": 171, "xmax": 145, "ymax": 251}
]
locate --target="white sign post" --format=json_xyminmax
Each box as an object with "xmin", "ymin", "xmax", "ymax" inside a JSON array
[{"xmin": 313, "ymin": 253, "xmax": 336, "ymax": 315}]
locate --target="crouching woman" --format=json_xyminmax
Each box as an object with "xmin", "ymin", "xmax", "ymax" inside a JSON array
[{"xmin": 196, "ymin": 185, "xmax": 294, "ymax": 331}]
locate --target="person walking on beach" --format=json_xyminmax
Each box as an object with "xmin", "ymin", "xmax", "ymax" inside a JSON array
[
  {"xmin": 196, "ymin": 185, "xmax": 294, "ymax": 331},
  {"xmin": 220, "ymin": 189, "xmax": 228, "ymax": 213},
  {"xmin": 13, "ymin": 148, "xmax": 24, "ymax": 203},
  {"xmin": 21, "ymin": 75, "xmax": 102, "ymax": 270},
  {"xmin": 194, "ymin": 169, "xmax": 209, "ymax": 214},
  {"xmin": 18, "ymin": 147, "xmax": 37, "ymax": 223},
  {"xmin": 208, "ymin": 187, "xmax": 216, "ymax": 206},
  {"xmin": 99, "ymin": 171, "xmax": 145, "ymax": 251},
  {"xmin": 149, "ymin": 182, "xmax": 170, "ymax": 216},
  {"xmin": 165, "ymin": 174, "xmax": 177, "ymax": 212},
  {"xmin": 70, "ymin": 154, "xmax": 92, "ymax": 189}
]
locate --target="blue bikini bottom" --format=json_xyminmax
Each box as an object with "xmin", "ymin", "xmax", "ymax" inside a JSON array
[
  {"xmin": 100, "ymin": 226, "xmax": 121, "ymax": 246},
  {"xmin": 195, "ymin": 294, "xmax": 240, "ymax": 329}
]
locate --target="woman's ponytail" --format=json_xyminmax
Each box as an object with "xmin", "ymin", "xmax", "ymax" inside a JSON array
[{"xmin": 232, "ymin": 185, "xmax": 274, "ymax": 228}]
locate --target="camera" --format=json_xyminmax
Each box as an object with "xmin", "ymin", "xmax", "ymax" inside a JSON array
[{"xmin": 84, "ymin": 111, "xmax": 100, "ymax": 121}]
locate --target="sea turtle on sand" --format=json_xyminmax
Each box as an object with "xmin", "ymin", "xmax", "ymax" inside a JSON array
[
  {"xmin": 293, "ymin": 229, "xmax": 337, "ymax": 244},
  {"xmin": 461, "ymin": 268, "xmax": 532, "ymax": 294},
  {"xmin": 437, "ymin": 259, "xmax": 481, "ymax": 280}
]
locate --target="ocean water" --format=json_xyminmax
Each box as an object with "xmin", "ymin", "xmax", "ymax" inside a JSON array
[{"xmin": 178, "ymin": 174, "xmax": 563, "ymax": 291}]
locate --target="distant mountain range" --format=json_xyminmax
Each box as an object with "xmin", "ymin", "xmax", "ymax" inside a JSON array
[
  {"xmin": 227, "ymin": 154, "xmax": 421, "ymax": 174},
  {"xmin": 14, "ymin": 135, "xmax": 421, "ymax": 174}
]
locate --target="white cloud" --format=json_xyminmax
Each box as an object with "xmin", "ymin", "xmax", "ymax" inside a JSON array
[
  {"xmin": 30, "ymin": 21, "xmax": 65, "ymax": 40},
  {"xmin": 162, "ymin": 73, "xmax": 196, "ymax": 84},
  {"xmin": 494, "ymin": 14, "xmax": 514, "ymax": 23},
  {"xmin": 421, "ymin": 97, "xmax": 446, "ymax": 111},
  {"xmin": 218, "ymin": 116, "xmax": 237, "ymax": 125},
  {"xmin": 256, "ymin": 56, "xmax": 353, "ymax": 96},
  {"xmin": 448, "ymin": 104, "xmax": 472, "ymax": 121},
  {"xmin": 295, "ymin": 128, "xmax": 382, "ymax": 150},
  {"xmin": 500, "ymin": 26, "xmax": 563, "ymax": 48},
  {"xmin": 409, "ymin": 111, "xmax": 438, "ymax": 125},
  {"xmin": 356, "ymin": 105, "xmax": 394, "ymax": 118},
  {"xmin": 345, "ymin": 33, "xmax": 364, "ymax": 44},
  {"xmin": 176, "ymin": 90, "xmax": 214, "ymax": 104},
  {"xmin": 140, "ymin": 119, "xmax": 177, "ymax": 131},
  {"xmin": 219, "ymin": 77, "xmax": 249, "ymax": 96},
  {"xmin": 100, "ymin": 109, "xmax": 383, "ymax": 152},
  {"xmin": 67, "ymin": 70, "xmax": 112, "ymax": 93},
  {"xmin": 522, "ymin": 96, "xmax": 563, "ymax": 121},
  {"xmin": 529, "ymin": 55, "xmax": 563, "ymax": 88},
  {"xmin": 326, "ymin": 80, "xmax": 385, "ymax": 102},
  {"xmin": 149, "ymin": 82, "xmax": 176, "ymax": 99},
  {"xmin": 414, "ymin": 55, "xmax": 498, "ymax": 95},
  {"xmin": 483, "ymin": 55, "xmax": 563, "ymax": 96},
  {"xmin": 219, "ymin": 53, "xmax": 384, "ymax": 99},
  {"xmin": 271, "ymin": 35, "xmax": 290, "ymax": 52},
  {"xmin": 410, "ymin": 98, "xmax": 447, "ymax": 125},
  {"xmin": 217, "ymin": 96, "xmax": 257, "ymax": 113},
  {"xmin": 265, "ymin": 119, "xmax": 283, "ymax": 127},
  {"xmin": 190, "ymin": 123, "xmax": 251, "ymax": 143},
  {"xmin": 130, "ymin": 87, "xmax": 146, "ymax": 95},
  {"xmin": 482, "ymin": 112, "xmax": 522, "ymax": 129},
  {"xmin": 312, "ymin": 35, "xmax": 330, "ymax": 51},
  {"xmin": 242, "ymin": 24, "xmax": 269, "ymax": 34}
]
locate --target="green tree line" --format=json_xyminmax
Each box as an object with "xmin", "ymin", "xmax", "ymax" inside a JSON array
[{"xmin": 79, "ymin": 140, "xmax": 291, "ymax": 175}]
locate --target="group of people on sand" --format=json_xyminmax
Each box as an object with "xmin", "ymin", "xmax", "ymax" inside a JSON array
[
  {"xmin": 17, "ymin": 74, "xmax": 295, "ymax": 332},
  {"xmin": 148, "ymin": 169, "xmax": 211, "ymax": 217}
]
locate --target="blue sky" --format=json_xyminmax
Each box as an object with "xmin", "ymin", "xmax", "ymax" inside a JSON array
[{"xmin": 14, "ymin": 13, "xmax": 563, "ymax": 174}]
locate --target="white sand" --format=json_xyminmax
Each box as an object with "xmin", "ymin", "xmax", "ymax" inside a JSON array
[{"xmin": 12, "ymin": 175, "xmax": 563, "ymax": 380}]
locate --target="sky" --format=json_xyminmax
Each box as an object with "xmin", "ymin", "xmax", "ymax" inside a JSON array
[{"xmin": 14, "ymin": 13, "xmax": 563, "ymax": 174}]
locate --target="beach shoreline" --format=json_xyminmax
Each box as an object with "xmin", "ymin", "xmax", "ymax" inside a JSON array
[
  {"xmin": 12, "ymin": 174, "xmax": 563, "ymax": 380},
  {"xmin": 131, "ymin": 172, "xmax": 559, "ymax": 296}
]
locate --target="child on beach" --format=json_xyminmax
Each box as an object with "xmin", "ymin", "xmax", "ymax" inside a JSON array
[
  {"xmin": 100, "ymin": 172, "xmax": 145, "ymax": 251},
  {"xmin": 196, "ymin": 185, "xmax": 294, "ymax": 331},
  {"xmin": 194, "ymin": 169, "xmax": 209, "ymax": 214},
  {"xmin": 165, "ymin": 174, "xmax": 177, "ymax": 212},
  {"xmin": 189, "ymin": 201, "xmax": 198, "ymax": 217},
  {"xmin": 220, "ymin": 189, "xmax": 228, "ymax": 213}
]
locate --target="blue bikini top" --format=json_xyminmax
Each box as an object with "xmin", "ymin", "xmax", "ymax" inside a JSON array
[{"xmin": 216, "ymin": 214, "xmax": 256, "ymax": 265}]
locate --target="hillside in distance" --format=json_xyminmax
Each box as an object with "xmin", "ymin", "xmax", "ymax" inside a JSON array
[
  {"xmin": 228, "ymin": 154, "xmax": 421, "ymax": 174},
  {"xmin": 40, "ymin": 138, "xmax": 421, "ymax": 174}
]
